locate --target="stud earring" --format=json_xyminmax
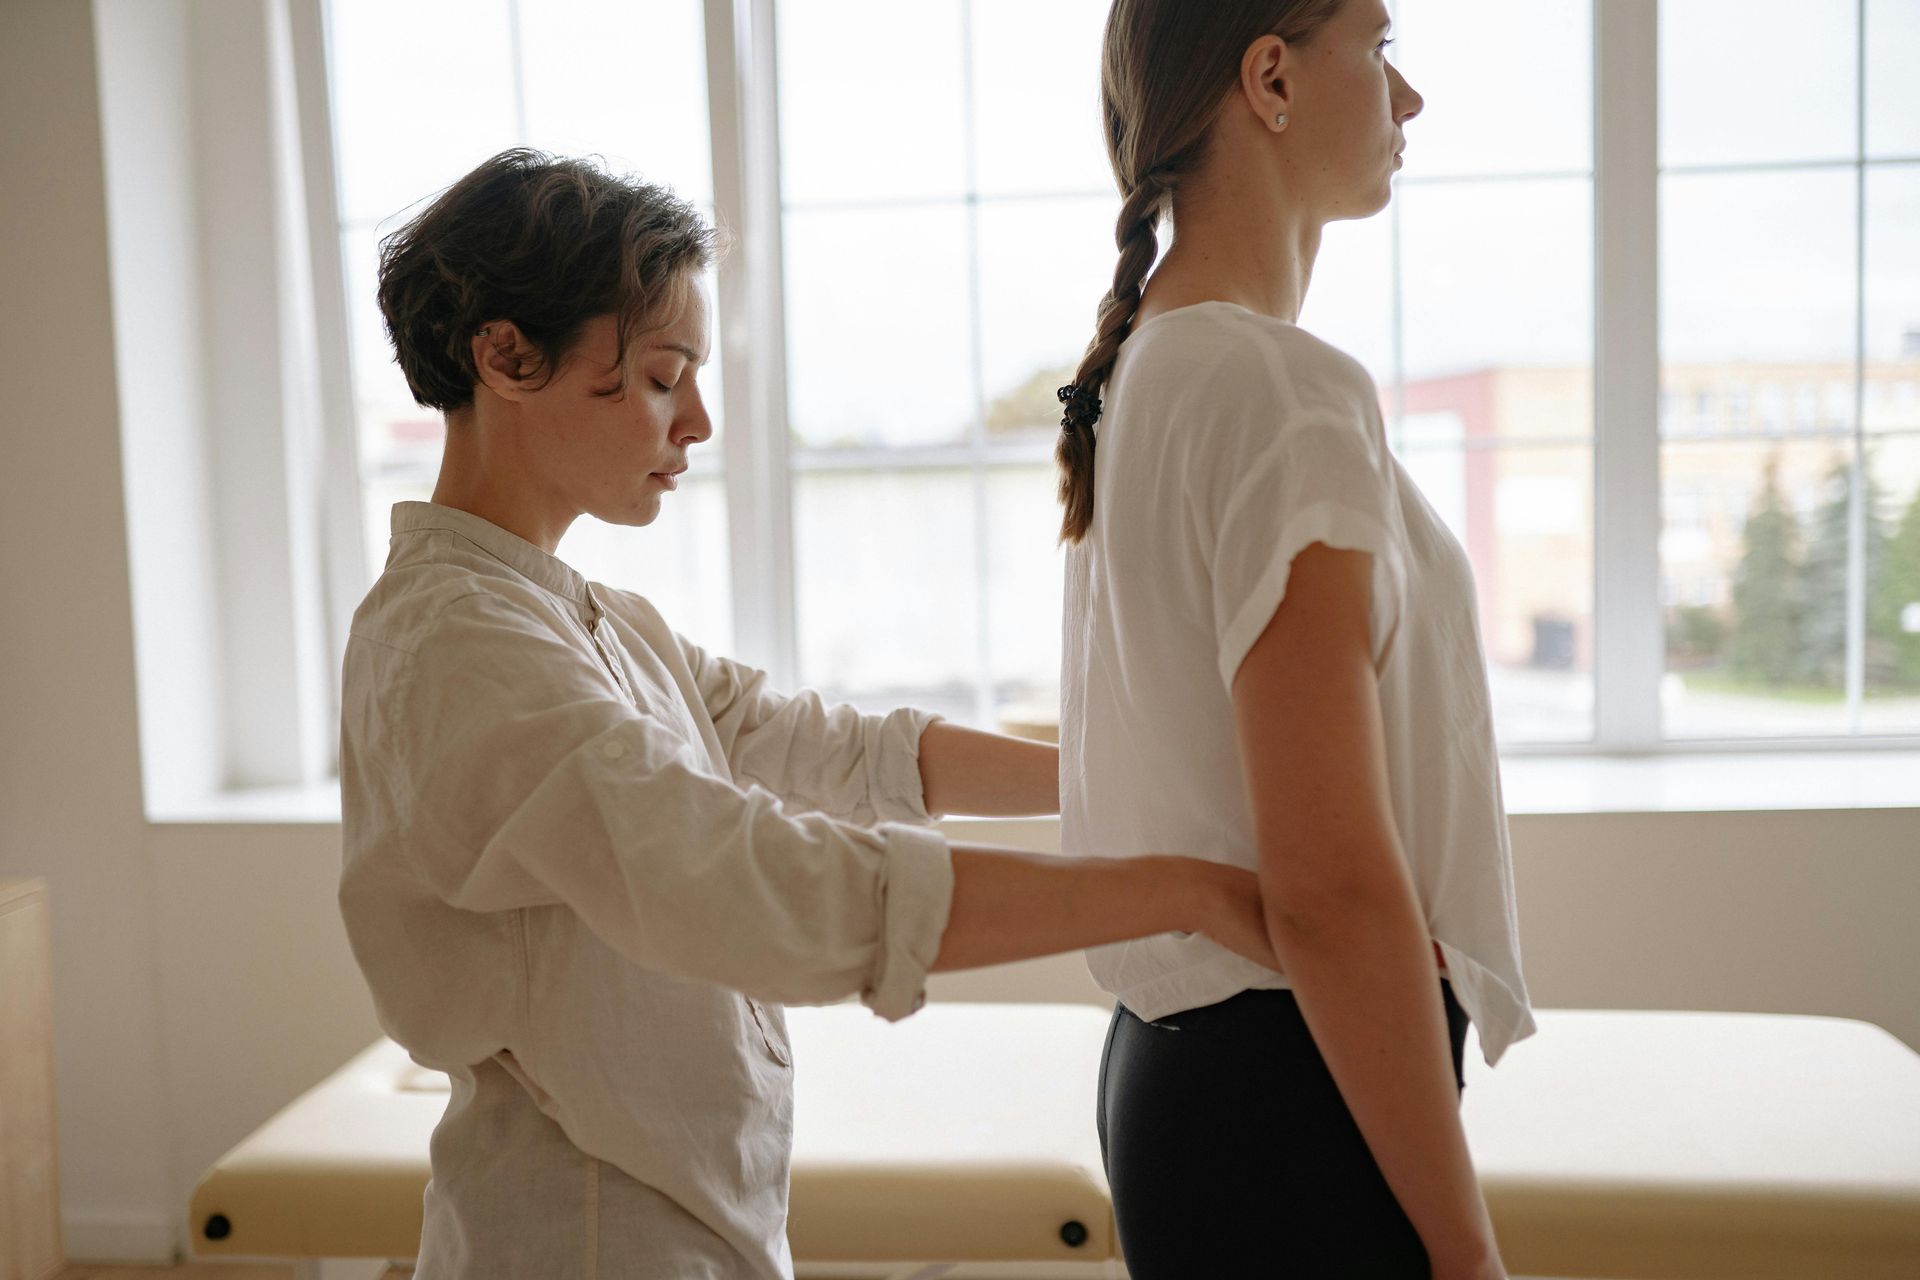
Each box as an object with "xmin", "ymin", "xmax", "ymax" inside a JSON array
[{"xmin": 1274, "ymin": 112, "xmax": 1288, "ymax": 128}]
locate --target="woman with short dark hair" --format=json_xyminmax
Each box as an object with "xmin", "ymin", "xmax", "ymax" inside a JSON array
[{"xmin": 338, "ymin": 148, "xmax": 1281, "ymax": 1279}]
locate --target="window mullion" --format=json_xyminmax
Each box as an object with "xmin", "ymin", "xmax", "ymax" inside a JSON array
[
  {"xmin": 958, "ymin": 0, "xmax": 994, "ymax": 730},
  {"xmin": 707, "ymin": 0, "xmax": 798, "ymax": 688},
  {"xmin": 1845, "ymin": 0, "xmax": 1867, "ymax": 729},
  {"xmin": 1593, "ymin": 0, "xmax": 1663, "ymax": 751}
]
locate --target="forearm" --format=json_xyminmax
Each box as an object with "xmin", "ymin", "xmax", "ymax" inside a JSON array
[
  {"xmin": 917, "ymin": 721, "xmax": 1059, "ymax": 817},
  {"xmin": 1265, "ymin": 874, "xmax": 1499, "ymax": 1268},
  {"xmin": 932, "ymin": 848, "xmax": 1203, "ymax": 972}
]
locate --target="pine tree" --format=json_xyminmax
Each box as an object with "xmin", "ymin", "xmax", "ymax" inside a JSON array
[
  {"xmin": 1874, "ymin": 484, "xmax": 1920, "ymax": 688},
  {"xmin": 1727, "ymin": 456, "xmax": 1806, "ymax": 686},
  {"xmin": 1799, "ymin": 456, "xmax": 1892, "ymax": 687}
]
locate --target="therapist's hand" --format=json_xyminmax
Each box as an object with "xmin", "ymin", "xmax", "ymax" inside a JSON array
[{"xmin": 1192, "ymin": 863, "xmax": 1282, "ymax": 971}]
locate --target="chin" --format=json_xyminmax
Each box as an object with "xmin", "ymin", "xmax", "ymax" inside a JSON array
[
  {"xmin": 597, "ymin": 497, "xmax": 663, "ymax": 529},
  {"xmin": 1330, "ymin": 187, "xmax": 1395, "ymax": 223}
]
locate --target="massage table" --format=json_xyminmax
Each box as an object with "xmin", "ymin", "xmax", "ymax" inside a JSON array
[{"xmin": 190, "ymin": 1003, "xmax": 1920, "ymax": 1279}]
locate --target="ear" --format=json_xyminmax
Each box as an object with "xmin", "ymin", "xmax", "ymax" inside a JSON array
[
  {"xmin": 1240, "ymin": 34, "xmax": 1294, "ymax": 133},
  {"xmin": 470, "ymin": 320, "xmax": 541, "ymax": 402}
]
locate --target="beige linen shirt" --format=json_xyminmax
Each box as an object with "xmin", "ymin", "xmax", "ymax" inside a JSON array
[{"xmin": 339, "ymin": 501, "xmax": 955, "ymax": 1279}]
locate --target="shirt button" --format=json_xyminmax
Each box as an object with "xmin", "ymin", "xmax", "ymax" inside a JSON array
[{"xmin": 601, "ymin": 740, "xmax": 627, "ymax": 761}]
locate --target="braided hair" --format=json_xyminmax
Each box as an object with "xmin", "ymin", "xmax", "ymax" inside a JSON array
[
  {"xmin": 1056, "ymin": 0, "xmax": 1344, "ymax": 545},
  {"xmin": 1055, "ymin": 172, "xmax": 1170, "ymax": 542}
]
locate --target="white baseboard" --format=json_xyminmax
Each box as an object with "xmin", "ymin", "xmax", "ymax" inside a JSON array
[{"xmin": 62, "ymin": 1208, "xmax": 179, "ymax": 1264}]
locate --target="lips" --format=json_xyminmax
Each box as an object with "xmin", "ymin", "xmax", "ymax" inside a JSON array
[{"xmin": 653, "ymin": 465, "xmax": 687, "ymax": 490}]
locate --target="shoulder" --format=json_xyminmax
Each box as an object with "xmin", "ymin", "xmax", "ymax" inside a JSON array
[
  {"xmin": 1120, "ymin": 303, "xmax": 1379, "ymax": 433},
  {"xmin": 1114, "ymin": 304, "xmax": 1386, "ymax": 484},
  {"xmin": 352, "ymin": 556, "xmax": 567, "ymax": 659}
]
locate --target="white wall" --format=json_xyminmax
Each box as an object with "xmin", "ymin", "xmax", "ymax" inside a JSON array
[
  {"xmin": 1, "ymin": 0, "xmax": 1916, "ymax": 1264},
  {"xmin": 2, "ymin": 1, "xmax": 376, "ymax": 1259},
  {"xmin": 1, "ymin": 0, "xmax": 179, "ymax": 1257}
]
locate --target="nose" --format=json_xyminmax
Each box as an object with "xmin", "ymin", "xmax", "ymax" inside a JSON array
[
  {"xmin": 1389, "ymin": 61, "xmax": 1423, "ymax": 124},
  {"xmin": 676, "ymin": 384, "xmax": 715, "ymax": 447}
]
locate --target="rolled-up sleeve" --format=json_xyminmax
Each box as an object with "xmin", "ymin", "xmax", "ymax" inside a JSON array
[
  {"xmin": 861, "ymin": 823, "xmax": 953, "ymax": 1020},
  {"xmin": 398, "ymin": 589, "xmax": 954, "ymax": 1018},
  {"xmin": 675, "ymin": 630, "xmax": 943, "ymax": 825}
]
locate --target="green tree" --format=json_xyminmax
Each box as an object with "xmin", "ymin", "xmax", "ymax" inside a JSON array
[
  {"xmin": 1727, "ymin": 456, "xmax": 1806, "ymax": 686},
  {"xmin": 1874, "ymin": 484, "xmax": 1920, "ymax": 688},
  {"xmin": 1666, "ymin": 604, "xmax": 1727, "ymax": 665},
  {"xmin": 1798, "ymin": 456, "xmax": 1891, "ymax": 687}
]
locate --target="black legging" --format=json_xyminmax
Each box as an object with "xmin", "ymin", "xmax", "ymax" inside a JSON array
[{"xmin": 1097, "ymin": 979, "xmax": 1470, "ymax": 1278}]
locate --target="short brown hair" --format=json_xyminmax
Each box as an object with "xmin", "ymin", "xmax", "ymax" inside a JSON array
[{"xmin": 376, "ymin": 148, "xmax": 721, "ymax": 412}]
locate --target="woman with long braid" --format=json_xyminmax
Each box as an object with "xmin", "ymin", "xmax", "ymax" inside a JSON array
[{"xmin": 1056, "ymin": 2, "xmax": 1535, "ymax": 1275}]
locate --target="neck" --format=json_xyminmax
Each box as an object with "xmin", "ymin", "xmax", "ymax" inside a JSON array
[
  {"xmin": 1144, "ymin": 164, "xmax": 1323, "ymax": 325},
  {"xmin": 431, "ymin": 406, "xmax": 575, "ymax": 555}
]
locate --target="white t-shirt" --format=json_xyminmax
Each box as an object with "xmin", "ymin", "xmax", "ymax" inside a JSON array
[{"xmin": 1060, "ymin": 301, "xmax": 1538, "ymax": 1067}]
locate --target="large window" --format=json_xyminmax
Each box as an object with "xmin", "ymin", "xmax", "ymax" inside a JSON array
[
  {"xmin": 775, "ymin": 0, "xmax": 1110, "ymax": 725},
  {"xmin": 316, "ymin": 0, "xmax": 1920, "ymax": 751},
  {"xmin": 1656, "ymin": 0, "xmax": 1920, "ymax": 739}
]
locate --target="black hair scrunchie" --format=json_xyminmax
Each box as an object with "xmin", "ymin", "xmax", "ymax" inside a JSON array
[{"xmin": 1057, "ymin": 382, "xmax": 1103, "ymax": 434}]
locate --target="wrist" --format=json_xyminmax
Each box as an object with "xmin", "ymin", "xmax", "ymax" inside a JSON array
[{"xmin": 1425, "ymin": 1216, "xmax": 1501, "ymax": 1270}]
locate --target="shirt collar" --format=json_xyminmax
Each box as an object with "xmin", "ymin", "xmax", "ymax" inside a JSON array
[{"xmin": 390, "ymin": 501, "xmax": 590, "ymax": 605}]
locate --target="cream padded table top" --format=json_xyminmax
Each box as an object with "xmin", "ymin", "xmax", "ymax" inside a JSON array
[
  {"xmin": 191, "ymin": 1003, "xmax": 1118, "ymax": 1267},
  {"xmin": 192, "ymin": 1005, "xmax": 1920, "ymax": 1277},
  {"xmin": 1460, "ymin": 1009, "xmax": 1920, "ymax": 1279},
  {"xmin": 781, "ymin": 1003, "xmax": 1113, "ymax": 1263}
]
